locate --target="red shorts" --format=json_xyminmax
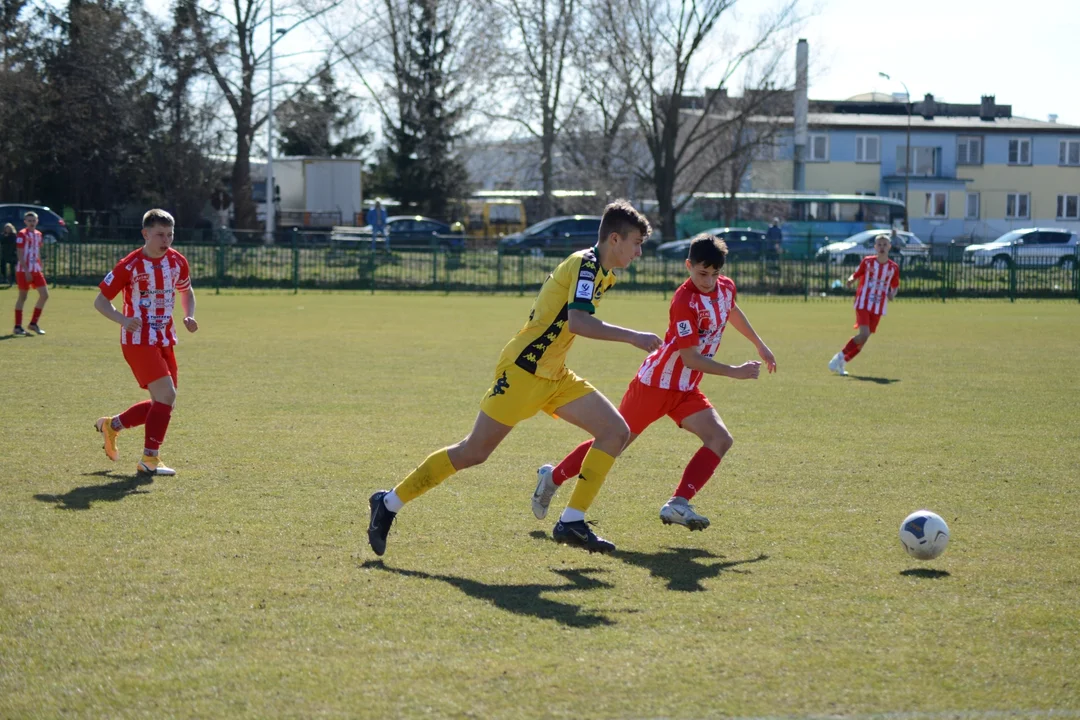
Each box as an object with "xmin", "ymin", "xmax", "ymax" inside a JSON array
[
  {"xmin": 122, "ymin": 344, "xmax": 178, "ymax": 389},
  {"xmin": 16, "ymin": 271, "xmax": 46, "ymax": 291},
  {"xmin": 855, "ymin": 309, "xmax": 883, "ymax": 333},
  {"xmin": 618, "ymin": 377, "xmax": 714, "ymax": 435}
]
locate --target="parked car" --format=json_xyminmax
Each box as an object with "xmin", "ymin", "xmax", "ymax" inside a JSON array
[
  {"xmin": 498, "ymin": 215, "xmax": 602, "ymax": 255},
  {"xmin": 962, "ymin": 228, "xmax": 1079, "ymax": 269},
  {"xmin": 656, "ymin": 228, "xmax": 772, "ymax": 261},
  {"xmin": 815, "ymin": 229, "xmax": 928, "ymax": 265},
  {"xmin": 344, "ymin": 215, "xmax": 464, "ymax": 250},
  {"xmin": 0, "ymin": 204, "xmax": 68, "ymax": 243}
]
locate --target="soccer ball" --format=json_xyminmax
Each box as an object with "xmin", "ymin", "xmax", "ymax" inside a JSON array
[{"xmin": 898, "ymin": 510, "xmax": 949, "ymax": 560}]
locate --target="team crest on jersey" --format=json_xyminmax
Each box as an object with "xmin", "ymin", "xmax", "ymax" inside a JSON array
[{"xmin": 139, "ymin": 298, "xmax": 152, "ymax": 308}]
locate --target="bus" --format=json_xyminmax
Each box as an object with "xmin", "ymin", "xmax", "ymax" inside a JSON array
[{"xmin": 676, "ymin": 192, "xmax": 906, "ymax": 256}]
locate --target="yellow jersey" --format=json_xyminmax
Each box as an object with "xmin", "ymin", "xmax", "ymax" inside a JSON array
[{"xmin": 496, "ymin": 247, "xmax": 617, "ymax": 380}]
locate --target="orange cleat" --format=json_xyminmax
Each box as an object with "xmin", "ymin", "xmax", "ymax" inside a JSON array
[{"xmin": 94, "ymin": 417, "xmax": 119, "ymax": 462}]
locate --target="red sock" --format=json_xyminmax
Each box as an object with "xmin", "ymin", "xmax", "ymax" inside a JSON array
[
  {"xmin": 30, "ymin": 307, "xmax": 41, "ymax": 325},
  {"xmin": 553, "ymin": 440, "xmax": 593, "ymax": 486},
  {"xmin": 117, "ymin": 400, "xmax": 153, "ymax": 429},
  {"xmin": 842, "ymin": 338, "xmax": 862, "ymax": 362},
  {"xmin": 143, "ymin": 402, "xmax": 173, "ymax": 452},
  {"xmin": 674, "ymin": 447, "xmax": 722, "ymax": 500},
  {"xmin": 15, "ymin": 309, "xmax": 22, "ymax": 327}
]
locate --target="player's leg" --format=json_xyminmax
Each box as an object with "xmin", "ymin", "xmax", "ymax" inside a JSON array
[
  {"xmin": 28, "ymin": 280, "xmax": 48, "ymax": 334},
  {"xmin": 832, "ymin": 311, "xmax": 871, "ymax": 375},
  {"xmin": 544, "ymin": 390, "xmax": 629, "ymax": 552},
  {"xmin": 13, "ymin": 282, "xmax": 28, "ymax": 333},
  {"xmin": 134, "ymin": 348, "xmax": 179, "ymax": 476},
  {"xmin": 368, "ymin": 411, "xmax": 514, "ymax": 556},
  {"xmin": 660, "ymin": 406, "xmax": 731, "ymax": 531}
]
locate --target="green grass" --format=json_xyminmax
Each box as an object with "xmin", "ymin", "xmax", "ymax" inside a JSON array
[{"xmin": 2, "ymin": 288, "xmax": 1079, "ymax": 719}]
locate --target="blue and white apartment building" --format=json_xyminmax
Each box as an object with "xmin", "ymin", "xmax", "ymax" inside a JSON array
[{"xmin": 749, "ymin": 93, "xmax": 1080, "ymax": 242}]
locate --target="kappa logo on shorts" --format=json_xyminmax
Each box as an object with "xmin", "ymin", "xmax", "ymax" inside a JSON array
[
  {"xmin": 676, "ymin": 320, "xmax": 694, "ymax": 337},
  {"xmin": 489, "ymin": 371, "xmax": 510, "ymax": 398}
]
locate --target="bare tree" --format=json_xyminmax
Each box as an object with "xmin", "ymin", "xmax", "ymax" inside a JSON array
[
  {"xmin": 484, "ymin": 0, "xmax": 579, "ymax": 218},
  {"xmin": 184, "ymin": 0, "xmax": 341, "ymax": 230},
  {"xmin": 600, "ymin": 0, "xmax": 799, "ymax": 240}
]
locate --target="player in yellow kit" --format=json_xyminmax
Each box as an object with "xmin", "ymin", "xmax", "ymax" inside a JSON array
[{"xmin": 367, "ymin": 200, "xmax": 661, "ymax": 556}]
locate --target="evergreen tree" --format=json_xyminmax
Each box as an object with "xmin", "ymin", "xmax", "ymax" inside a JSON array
[{"xmin": 276, "ymin": 62, "xmax": 371, "ymax": 157}]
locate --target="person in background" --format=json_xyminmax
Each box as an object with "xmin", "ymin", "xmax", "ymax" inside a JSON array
[
  {"xmin": 1, "ymin": 223, "xmax": 17, "ymax": 286},
  {"xmin": 367, "ymin": 200, "xmax": 389, "ymax": 251},
  {"xmin": 13, "ymin": 211, "xmax": 49, "ymax": 335}
]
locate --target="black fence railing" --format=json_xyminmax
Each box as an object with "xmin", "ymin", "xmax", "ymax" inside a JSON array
[{"xmin": 33, "ymin": 230, "xmax": 1080, "ymax": 301}]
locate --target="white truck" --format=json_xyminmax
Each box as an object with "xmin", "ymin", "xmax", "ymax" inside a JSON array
[{"xmin": 257, "ymin": 157, "xmax": 364, "ymax": 228}]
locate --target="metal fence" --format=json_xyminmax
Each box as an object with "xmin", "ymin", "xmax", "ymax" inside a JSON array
[{"xmin": 35, "ymin": 229, "xmax": 1080, "ymax": 301}]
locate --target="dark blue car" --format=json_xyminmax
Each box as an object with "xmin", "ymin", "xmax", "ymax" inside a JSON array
[{"xmin": 0, "ymin": 204, "xmax": 69, "ymax": 243}]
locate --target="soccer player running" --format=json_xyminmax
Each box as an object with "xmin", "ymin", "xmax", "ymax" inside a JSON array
[
  {"xmin": 13, "ymin": 211, "xmax": 49, "ymax": 335},
  {"xmin": 92, "ymin": 210, "xmax": 199, "ymax": 476},
  {"xmin": 367, "ymin": 200, "xmax": 662, "ymax": 556},
  {"xmin": 532, "ymin": 233, "xmax": 776, "ymax": 531},
  {"xmin": 829, "ymin": 233, "xmax": 900, "ymax": 376}
]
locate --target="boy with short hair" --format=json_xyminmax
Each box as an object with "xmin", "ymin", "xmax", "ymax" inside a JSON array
[
  {"xmin": 829, "ymin": 233, "xmax": 900, "ymax": 376},
  {"xmin": 366, "ymin": 200, "xmax": 663, "ymax": 556},
  {"xmin": 92, "ymin": 209, "xmax": 199, "ymax": 476},
  {"xmin": 13, "ymin": 211, "xmax": 49, "ymax": 335},
  {"xmin": 533, "ymin": 233, "xmax": 777, "ymax": 530}
]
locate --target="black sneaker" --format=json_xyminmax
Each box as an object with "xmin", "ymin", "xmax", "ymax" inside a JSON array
[
  {"xmin": 552, "ymin": 519, "xmax": 615, "ymax": 553},
  {"xmin": 367, "ymin": 490, "xmax": 397, "ymax": 556},
  {"xmin": 13, "ymin": 326, "xmax": 26, "ymax": 335},
  {"xmin": 28, "ymin": 324, "xmax": 44, "ymax": 335}
]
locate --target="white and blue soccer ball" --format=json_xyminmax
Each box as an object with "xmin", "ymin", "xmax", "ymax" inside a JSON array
[{"xmin": 898, "ymin": 510, "xmax": 949, "ymax": 560}]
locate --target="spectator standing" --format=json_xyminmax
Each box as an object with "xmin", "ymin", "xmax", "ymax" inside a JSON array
[
  {"xmin": 366, "ymin": 200, "xmax": 389, "ymax": 251},
  {"xmin": 1, "ymin": 223, "xmax": 16, "ymax": 285}
]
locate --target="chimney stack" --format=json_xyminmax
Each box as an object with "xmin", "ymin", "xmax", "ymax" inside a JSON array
[{"xmin": 980, "ymin": 95, "xmax": 996, "ymax": 121}]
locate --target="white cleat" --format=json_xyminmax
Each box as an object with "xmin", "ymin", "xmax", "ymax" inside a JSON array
[
  {"xmin": 660, "ymin": 497, "xmax": 711, "ymax": 531},
  {"xmin": 828, "ymin": 351, "xmax": 848, "ymax": 376},
  {"xmin": 137, "ymin": 456, "xmax": 176, "ymax": 476},
  {"xmin": 531, "ymin": 464, "xmax": 558, "ymax": 520}
]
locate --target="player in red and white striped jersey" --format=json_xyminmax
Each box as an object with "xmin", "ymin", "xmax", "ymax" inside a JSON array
[
  {"xmin": 12, "ymin": 211, "xmax": 49, "ymax": 335},
  {"xmin": 92, "ymin": 209, "xmax": 200, "ymax": 476},
  {"xmin": 532, "ymin": 234, "xmax": 777, "ymax": 531},
  {"xmin": 829, "ymin": 233, "xmax": 900, "ymax": 376}
]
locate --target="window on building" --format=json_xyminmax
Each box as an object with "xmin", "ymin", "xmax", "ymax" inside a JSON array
[
  {"xmin": 1057, "ymin": 194, "xmax": 1080, "ymax": 220},
  {"xmin": 809, "ymin": 134, "xmax": 829, "ymax": 162},
  {"xmin": 957, "ymin": 136, "xmax": 983, "ymax": 165},
  {"xmin": 897, "ymin": 146, "xmax": 937, "ymax": 175},
  {"xmin": 889, "ymin": 190, "xmax": 905, "ymax": 202},
  {"xmin": 965, "ymin": 192, "xmax": 980, "ymax": 220},
  {"xmin": 856, "ymin": 135, "xmax": 880, "ymax": 163},
  {"xmin": 1008, "ymin": 138, "xmax": 1032, "ymax": 165},
  {"xmin": 1059, "ymin": 140, "xmax": 1080, "ymax": 166},
  {"xmin": 924, "ymin": 192, "xmax": 948, "ymax": 218},
  {"xmin": 1006, "ymin": 192, "xmax": 1030, "ymax": 219}
]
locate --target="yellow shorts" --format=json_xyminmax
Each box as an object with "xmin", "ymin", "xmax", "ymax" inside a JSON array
[{"xmin": 479, "ymin": 362, "xmax": 596, "ymax": 427}]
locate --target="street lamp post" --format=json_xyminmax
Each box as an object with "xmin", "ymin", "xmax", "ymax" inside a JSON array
[{"xmin": 879, "ymin": 71, "xmax": 911, "ymax": 231}]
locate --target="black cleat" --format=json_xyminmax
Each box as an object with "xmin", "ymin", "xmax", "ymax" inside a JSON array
[
  {"xmin": 28, "ymin": 324, "xmax": 44, "ymax": 335},
  {"xmin": 367, "ymin": 490, "xmax": 397, "ymax": 556},
  {"xmin": 552, "ymin": 519, "xmax": 615, "ymax": 554},
  {"xmin": 13, "ymin": 326, "xmax": 26, "ymax": 335}
]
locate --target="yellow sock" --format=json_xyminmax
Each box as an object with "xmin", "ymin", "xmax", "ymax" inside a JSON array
[
  {"xmin": 393, "ymin": 449, "xmax": 457, "ymax": 504},
  {"xmin": 566, "ymin": 447, "xmax": 616, "ymax": 512}
]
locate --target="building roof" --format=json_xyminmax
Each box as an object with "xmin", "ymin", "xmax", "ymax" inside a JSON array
[{"xmin": 807, "ymin": 112, "xmax": 1079, "ymax": 132}]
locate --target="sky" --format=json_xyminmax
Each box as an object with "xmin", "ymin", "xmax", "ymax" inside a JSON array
[
  {"xmin": 142, "ymin": 0, "xmax": 1080, "ymax": 129},
  {"xmin": 796, "ymin": 0, "xmax": 1080, "ymax": 125}
]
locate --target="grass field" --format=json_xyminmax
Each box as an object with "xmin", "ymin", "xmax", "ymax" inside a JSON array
[{"xmin": 2, "ymin": 288, "xmax": 1079, "ymax": 719}]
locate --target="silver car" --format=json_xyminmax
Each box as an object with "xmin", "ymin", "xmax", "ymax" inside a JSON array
[
  {"xmin": 962, "ymin": 229, "xmax": 1080, "ymax": 269},
  {"xmin": 815, "ymin": 229, "xmax": 929, "ymax": 265}
]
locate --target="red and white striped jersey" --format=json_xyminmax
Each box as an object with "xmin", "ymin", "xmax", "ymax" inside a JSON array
[
  {"xmin": 99, "ymin": 248, "xmax": 191, "ymax": 346},
  {"xmin": 15, "ymin": 228, "xmax": 43, "ymax": 273},
  {"xmin": 636, "ymin": 276, "xmax": 737, "ymax": 392},
  {"xmin": 853, "ymin": 256, "xmax": 900, "ymax": 315}
]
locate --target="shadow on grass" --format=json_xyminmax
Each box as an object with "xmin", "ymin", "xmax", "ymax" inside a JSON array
[
  {"xmin": 528, "ymin": 530, "xmax": 768, "ymax": 592},
  {"xmin": 361, "ymin": 559, "xmax": 616, "ymax": 628},
  {"xmin": 34, "ymin": 472, "xmax": 153, "ymax": 510},
  {"xmin": 0, "ymin": 333, "xmax": 26, "ymax": 342},
  {"xmin": 847, "ymin": 375, "xmax": 901, "ymax": 385},
  {"xmin": 900, "ymin": 568, "xmax": 951, "ymax": 579}
]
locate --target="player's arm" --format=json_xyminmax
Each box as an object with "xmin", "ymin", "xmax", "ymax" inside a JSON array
[
  {"xmin": 846, "ymin": 259, "xmax": 866, "ymax": 287},
  {"xmin": 678, "ymin": 347, "xmax": 760, "ymax": 380},
  {"xmin": 728, "ymin": 303, "xmax": 776, "ymax": 373},
  {"xmin": 888, "ymin": 267, "xmax": 901, "ymax": 300},
  {"xmin": 180, "ymin": 287, "xmax": 198, "ymax": 332},
  {"xmin": 94, "ymin": 292, "xmax": 141, "ymax": 333},
  {"xmin": 567, "ymin": 309, "xmax": 659, "ymax": 352}
]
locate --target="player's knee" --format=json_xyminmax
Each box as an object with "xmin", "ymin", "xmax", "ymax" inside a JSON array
[
  {"xmin": 451, "ymin": 440, "xmax": 492, "ymax": 469},
  {"xmin": 601, "ymin": 417, "xmax": 631, "ymax": 453},
  {"xmin": 709, "ymin": 430, "xmax": 734, "ymax": 458},
  {"xmin": 156, "ymin": 386, "xmax": 177, "ymax": 406},
  {"xmin": 39, "ymin": 287, "xmax": 49, "ymax": 301}
]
